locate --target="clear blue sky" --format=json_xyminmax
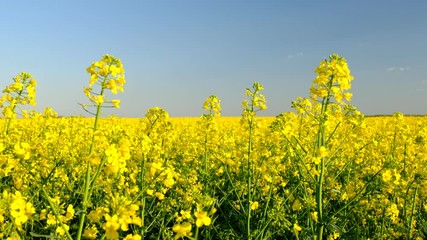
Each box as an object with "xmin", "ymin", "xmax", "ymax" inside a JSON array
[{"xmin": 1, "ymin": 0, "xmax": 426, "ymax": 117}]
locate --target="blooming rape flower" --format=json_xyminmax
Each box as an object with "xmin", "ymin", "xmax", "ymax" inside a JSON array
[
  {"xmin": 124, "ymin": 234, "xmax": 142, "ymax": 240},
  {"xmin": 83, "ymin": 54, "xmax": 125, "ymax": 112},
  {"xmin": 146, "ymin": 189, "xmax": 154, "ymax": 196},
  {"xmin": 195, "ymin": 207, "xmax": 211, "ymax": 228},
  {"xmin": 328, "ymin": 232, "xmax": 340, "ymax": 240},
  {"xmin": 311, "ymin": 211, "xmax": 318, "ymax": 222},
  {"xmin": 317, "ymin": 146, "xmax": 328, "ymax": 158},
  {"xmin": 385, "ymin": 203, "xmax": 399, "ymax": 224},
  {"xmin": 310, "ymin": 54, "xmax": 353, "ymax": 104},
  {"xmin": 111, "ymin": 99, "xmax": 120, "ymax": 108},
  {"xmin": 172, "ymin": 222, "xmax": 192, "ymax": 239},
  {"xmin": 292, "ymin": 199, "xmax": 302, "ymax": 211},
  {"xmin": 203, "ymin": 95, "xmax": 222, "ymax": 117},
  {"xmin": 56, "ymin": 224, "xmax": 70, "ymax": 236},
  {"xmin": 10, "ymin": 191, "xmax": 35, "ymax": 228},
  {"xmin": 103, "ymin": 214, "xmax": 120, "ymax": 239},
  {"xmin": 14, "ymin": 142, "xmax": 31, "ymax": 160},
  {"xmin": 88, "ymin": 207, "xmax": 105, "ymax": 222},
  {"xmin": 382, "ymin": 169, "xmax": 393, "ymax": 183},
  {"xmin": 250, "ymin": 201, "xmax": 259, "ymax": 211},
  {"xmin": 92, "ymin": 95, "xmax": 104, "ymax": 105},
  {"xmin": 83, "ymin": 225, "xmax": 99, "ymax": 239},
  {"xmin": 64, "ymin": 204, "xmax": 74, "ymax": 221},
  {"xmin": 155, "ymin": 192, "xmax": 164, "ymax": 200},
  {"xmin": 293, "ymin": 222, "xmax": 302, "ymax": 232}
]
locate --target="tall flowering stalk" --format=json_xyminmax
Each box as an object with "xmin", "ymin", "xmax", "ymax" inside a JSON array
[
  {"xmin": 241, "ymin": 82, "xmax": 267, "ymax": 240},
  {"xmin": 76, "ymin": 54, "xmax": 125, "ymax": 240},
  {"xmin": 309, "ymin": 54, "xmax": 353, "ymax": 239},
  {"xmin": 201, "ymin": 95, "xmax": 221, "ymax": 176},
  {"xmin": 1, "ymin": 72, "xmax": 37, "ymax": 134}
]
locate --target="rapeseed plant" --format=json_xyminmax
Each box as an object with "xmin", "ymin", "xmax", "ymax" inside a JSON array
[
  {"xmin": 77, "ymin": 54, "xmax": 126, "ymax": 240},
  {"xmin": 1, "ymin": 72, "xmax": 37, "ymax": 134}
]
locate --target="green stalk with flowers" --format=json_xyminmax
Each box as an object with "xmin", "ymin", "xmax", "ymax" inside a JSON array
[
  {"xmin": 76, "ymin": 54, "xmax": 125, "ymax": 240},
  {"xmin": 241, "ymin": 82, "xmax": 267, "ymax": 240},
  {"xmin": 201, "ymin": 95, "xmax": 221, "ymax": 180},
  {"xmin": 310, "ymin": 54, "xmax": 354, "ymax": 239},
  {"xmin": 1, "ymin": 72, "xmax": 37, "ymax": 134}
]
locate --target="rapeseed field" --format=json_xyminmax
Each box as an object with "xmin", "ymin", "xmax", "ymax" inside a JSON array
[{"xmin": 0, "ymin": 54, "xmax": 426, "ymax": 239}]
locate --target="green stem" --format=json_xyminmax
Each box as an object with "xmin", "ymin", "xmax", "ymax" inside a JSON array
[
  {"xmin": 140, "ymin": 154, "xmax": 146, "ymax": 237},
  {"xmin": 315, "ymin": 80, "xmax": 332, "ymax": 240},
  {"xmin": 5, "ymin": 101, "xmax": 18, "ymax": 134},
  {"xmin": 247, "ymin": 118, "xmax": 253, "ymax": 240},
  {"xmin": 246, "ymin": 97, "xmax": 256, "ymax": 240},
  {"xmin": 41, "ymin": 188, "xmax": 73, "ymax": 240},
  {"xmin": 76, "ymin": 80, "xmax": 106, "ymax": 240},
  {"xmin": 76, "ymin": 162, "xmax": 91, "ymax": 240},
  {"xmin": 408, "ymin": 185, "xmax": 418, "ymax": 240},
  {"xmin": 195, "ymin": 226, "xmax": 199, "ymax": 240}
]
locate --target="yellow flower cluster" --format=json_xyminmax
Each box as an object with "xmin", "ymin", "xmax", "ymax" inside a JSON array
[
  {"xmin": 104, "ymin": 139, "xmax": 131, "ymax": 175},
  {"xmin": 40, "ymin": 203, "xmax": 75, "ymax": 236},
  {"xmin": 172, "ymin": 196, "xmax": 216, "ymax": 239},
  {"xmin": 310, "ymin": 54, "xmax": 353, "ymax": 104},
  {"xmin": 202, "ymin": 95, "xmax": 222, "ymax": 117},
  {"xmin": 242, "ymin": 82, "xmax": 267, "ymax": 112},
  {"xmin": 84, "ymin": 54, "xmax": 125, "ymax": 109},
  {"xmin": 0, "ymin": 190, "xmax": 35, "ymax": 237},
  {"xmin": 0, "ymin": 72, "xmax": 37, "ymax": 119}
]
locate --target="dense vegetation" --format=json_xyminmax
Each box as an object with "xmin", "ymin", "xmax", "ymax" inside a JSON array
[{"xmin": 0, "ymin": 54, "xmax": 426, "ymax": 239}]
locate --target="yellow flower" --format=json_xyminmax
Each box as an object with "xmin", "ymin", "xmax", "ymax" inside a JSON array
[
  {"xmin": 10, "ymin": 191, "xmax": 35, "ymax": 227},
  {"xmin": 317, "ymin": 146, "xmax": 328, "ymax": 158},
  {"xmin": 109, "ymin": 65, "xmax": 121, "ymax": 77},
  {"xmin": 312, "ymin": 157, "xmax": 321, "ymax": 165},
  {"xmin": 250, "ymin": 201, "xmax": 259, "ymax": 211},
  {"xmin": 310, "ymin": 54, "xmax": 353, "ymax": 104},
  {"xmin": 242, "ymin": 100, "xmax": 249, "ymax": 107},
  {"xmin": 14, "ymin": 142, "xmax": 31, "ymax": 160},
  {"xmin": 195, "ymin": 207, "xmax": 212, "ymax": 228},
  {"xmin": 92, "ymin": 95, "xmax": 104, "ymax": 105},
  {"xmin": 292, "ymin": 199, "xmax": 302, "ymax": 211},
  {"xmin": 172, "ymin": 222, "xmax": 192, "ymax": 240},
  {"xmin": 103, "ymin": 214, "xmax": 120, "ymax": 239},
  {"xmin": 343, "ymin": 92, "xmax": 352, "ymax": 101},
  {"xmin": 124, "ymin": 234, "xmax": 142, "ymax": 240},
  {"xmin": 0, "ymin": 209, "xmax": 5, "ymax": 224},
  {"xmin": 47, "ymin": 213, "xmax": 57, "ymax": 225},
  {"xmin": 155, "ymin": 192, "xmax": 165, "ymax": 200},
  {"xmin": 164, "ymin": 176, "xmax": 175, "ymax": 188},
  {"xmin": 385, "ymin": 203, "xmax": 399, "ymax": 224},
  {"xmin": 64, "ymin": 204, "xmax": 74, "ymax": 221},
  {"xmin": 88, "ymin": 207, "xmax": 105, "ymax": 222},
  {"xmin": 146, "ymin": 189, "xmax": 154, "ymax": 196},
  {"xmin": 89, "ymin": 74, "xmax": 98, "ymax": 86},
  {"xmin": 180, "ymin": 210, "xmax": 192, "ymax": 220},
  {"xmin": 111, "ymin": 99, "xmax": 121, "ymax": 108},
  {"xmin": 382, "ymin": 169, "xmax": 392, "ymax": 183},
  {"xmin": 83, "ymin": 87, "xmax": 92, "ymax": 97},
  {"xmin": 311, "ymin": 211, "xmax": 318, "ymax": 222},
  {"xmin": 83, "ymin": 225, "xmax": 99, "ymax": 239},
  {"xmin": 328, "ymin": 232, "xmax": 340, "ymax": 240},
  {"xmin": 293, "ymin": 222, "xmax": 302, "ymax": 232},
  {"xmin": 203, "ymin": 95, "xmax": 222, "ymax": 116},
  {"xmin": 56, "ymin": 224, "xmax": 70, "ymax": 236},
  {"xmin": 116, "ymin": 76, "xmax": 126, "ymax": 86}
]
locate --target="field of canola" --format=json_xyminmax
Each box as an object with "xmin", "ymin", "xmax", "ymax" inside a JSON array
[{"xmin": 0, "ymin": 54, "xmax": 426, "ymax": 240}]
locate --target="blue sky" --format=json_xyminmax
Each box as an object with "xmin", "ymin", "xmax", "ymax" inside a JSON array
[{"xmin": 1, "ymin": 0, "xmax": 426, "ymax": 117}]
